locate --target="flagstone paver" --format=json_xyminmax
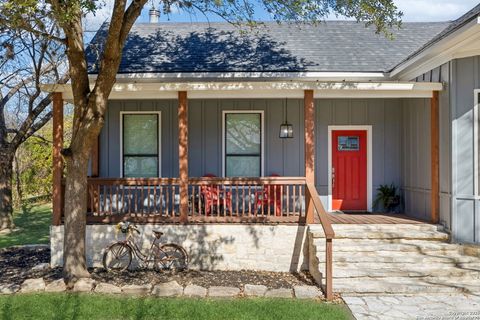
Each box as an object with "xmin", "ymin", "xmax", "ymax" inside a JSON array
[
  {"xmin": 45, "ymin": 279, "xmax": 66, "ymax": 293},
  {"xmin": 208, "ymin": 286, "xmax": 240, "ymax": 297},
  {"xmin": 343, "ymin": 294, "xmax": 480, "ymax": 320},
  {"xmin": 152, "ymin": 281, "xmax": 183, "ymax": 297},
  {"xmin": 183, "ymin": 284, "xmax": 207, "ymax": 297},
  {"xmin": 244, "ymin": 284, "xmax": 268, "ymax": 297}
]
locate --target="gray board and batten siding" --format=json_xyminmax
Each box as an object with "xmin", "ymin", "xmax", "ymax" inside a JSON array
[
  {"xmin": 98, "ymin": 97, "xmax": 432, "ymax": 215},
  {"xmin": 414, "ymin": 56, "xmax": 480, "ymax": 243}
]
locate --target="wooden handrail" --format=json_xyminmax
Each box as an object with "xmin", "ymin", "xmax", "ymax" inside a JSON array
[
  {"xmin": 87, "ymin": 177, "xmax": 180, "ymax": 185},
  {"xmin": 306, "ymin": 183, "xmax": 335, "ymax": 239},
  {"xmin": 305, "ymin": 182, "xmax": 334, "ymax": 301},
  {"xmin": 189, "ymin": 177, "xmax": 306, "ymax": 185}
]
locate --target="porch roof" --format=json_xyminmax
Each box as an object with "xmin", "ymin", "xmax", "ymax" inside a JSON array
[{"xmin": 41, "ymin": 80, "xmax": 443, "ymax": 101}]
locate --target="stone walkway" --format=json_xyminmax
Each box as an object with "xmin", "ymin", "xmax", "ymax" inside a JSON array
[{"xmin": 343, "ymin": 294, "xmax": 480, "ymax": 319}]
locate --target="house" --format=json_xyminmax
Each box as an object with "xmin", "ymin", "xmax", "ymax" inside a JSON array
[{"xmin": 44, "ymin": 4, "xmax": 480, "ymax": 299}]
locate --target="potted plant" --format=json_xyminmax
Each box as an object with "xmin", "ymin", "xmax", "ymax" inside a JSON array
[{"xmin": 373, "ymin": 183, "xmax": 401, "ymax": 213}]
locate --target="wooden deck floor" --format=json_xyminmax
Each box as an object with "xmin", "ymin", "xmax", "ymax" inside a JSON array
[{"xmin": 327, "ymin": 212, "xmax": 428, "ymax": 224}]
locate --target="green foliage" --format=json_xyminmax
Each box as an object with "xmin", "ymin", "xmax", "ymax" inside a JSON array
[
  {"xmin": 373, "ymin": 183, "xmax": 401, "ymax": 213},
  {"xmin": 12, "ymin": 113, "xmax": 73, "ymax": 204},
  {"xmin": 0, "ymin": 203, "xmax": 51, "ymax": 248},
  {"xmin": 1, "ymin": 0, "xmax": 402, "ymax": 37},
  {"xmin": 16, "ymin": 136, "xmax": 52, "ymax": 199},
  {"xmin": 0, "ymin": 294, "xmax": 351, "ymax": 320}
]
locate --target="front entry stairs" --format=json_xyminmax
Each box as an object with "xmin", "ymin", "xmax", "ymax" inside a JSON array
[{"xmin": 308, "ymin": 224, "xmax": 480, "ymax": 295}]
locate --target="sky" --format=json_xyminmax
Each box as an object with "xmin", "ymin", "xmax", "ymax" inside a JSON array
[{"xmin": 84, "ymin": 0, "xmax": 480, "ymax": 32}]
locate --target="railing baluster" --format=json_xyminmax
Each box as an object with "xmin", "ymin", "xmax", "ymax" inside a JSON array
[
  {"xmin": 286, "ymin": 185, "xmax": 290, "ymax": 217},
  {"xmin": 166, "ymin": 184, "xmax": 170, "ymax": 217},
  {"xmin": 89, "ymin": 183, "xmax": 93, "ymax": 215},
  {"xmin": 293, "ymin": 185, "xmax": 297, "ymax": 216},
  {"xmin": 153, "ymin": 182, "xmax": 157, "ymax": 215},
  {"xmin": 159, "ymin": 185, "xmax": 163, "ymax": 216},
  {"xmin": 146, "ymin": 181, "xmax": 150, "ymax": 215},
  {"xmin": 224, "ymin": 184, "xmax": 227, "ymax": 217}
]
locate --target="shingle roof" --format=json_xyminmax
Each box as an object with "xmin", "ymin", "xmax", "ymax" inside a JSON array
[
  {"xmin": 397, "ymin": 3, "xmax": 480, "ymax": 67},
  {"xmin": 87, "ymin": 21, "xmax": 451, "ymax": 74}
]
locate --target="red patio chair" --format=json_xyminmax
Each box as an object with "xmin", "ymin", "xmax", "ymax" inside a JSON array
[
  {"xmin": 254, "ymin": 174, "xmax": 282, "ymax": 216},
  {"xmin": 200, "ymin": 174, "xmax": 232, "ymax": 215}
]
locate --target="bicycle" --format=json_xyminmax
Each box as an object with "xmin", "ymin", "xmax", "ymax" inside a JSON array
[{"xmin": 102, "ymin": 222, "xmax": 188, "ymax": 272}]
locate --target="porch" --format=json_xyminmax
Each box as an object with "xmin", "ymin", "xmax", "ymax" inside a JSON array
[{"xmin": 47, "ymin": 83, "xmax": 442, "ymax": 301}]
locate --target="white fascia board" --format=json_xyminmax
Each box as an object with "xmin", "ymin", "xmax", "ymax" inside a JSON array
[
  {"xmin": 88, "ymin": 71, "xmax": 387, "ymax": 82},
  {"xmin": 40, "ymin": 81, "xmax": 442, "ymax": 101},
  {"xmin": 390, "ymin": 17, "xmax": 480, "ymax": 81}
]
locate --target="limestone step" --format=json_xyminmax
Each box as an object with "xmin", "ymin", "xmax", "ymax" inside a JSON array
[
  {"xmin": 314, "ymin": 250, "xmax": 478, "ymax": 264},
  {"xmin": 333, "ymin": 276, "xmax": 480, "ymax": 294},
  {"xmin": 313, "ymin": 239, "xmax": 459, "ymax": 253},
  {"xmin": 333, "ymin": 224, "xmax": 442, "ymax": 232},
  {"xmin": 310, "ymin": 223, "xmax": 443, "ymax": 236},
  {"xmin": 330, "ymin": 263, "xmax": 480, "ymax": 278},
  {"xmin": 311, "ymin": 229, "xmax": 449, "ymax": 240}
]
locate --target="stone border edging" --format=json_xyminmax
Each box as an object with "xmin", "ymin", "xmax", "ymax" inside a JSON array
[{"xmin": 2, "ymin": 278, "xmax": 324, "ymax": 300}]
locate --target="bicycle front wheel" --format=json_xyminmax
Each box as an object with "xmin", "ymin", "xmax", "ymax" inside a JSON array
[
  {"xmin": 155, "ymin": 244, "xmax": 188, "ymax": 272},
  {"xmin": 103, "ymin": 243, "xmax": 132, "ymax": 272}
]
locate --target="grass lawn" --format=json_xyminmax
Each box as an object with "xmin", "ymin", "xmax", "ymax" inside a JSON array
[
  {"xmin": 0, "ymin": 203, "xmax": 51, "ymax": 249},
  {"xmin": 0, "ymin": 293, "xmax": 351, "ymax": 320}
]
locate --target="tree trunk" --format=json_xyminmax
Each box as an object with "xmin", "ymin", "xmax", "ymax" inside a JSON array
[
  {"xmin": 63, "ymin": 143, "xmax": 91, "ymax": 283},
  {"xmin": 13, "ymin": 153, "xmax": 23, "ymax": 207},
  {"xmin": 0, "ymin": 151, "xmax": 14, "ymax": 231}
]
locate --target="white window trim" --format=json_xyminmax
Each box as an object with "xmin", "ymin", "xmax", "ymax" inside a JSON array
[
  {"xmin": 222, "ymin": 110, "xmax": 265, "ymax": 177},
  {"xmin": 119, "ymin": 111, "xmax": 162, "ymax": 178},
  {"xmin": 327, "ymin": 125, "xmax": 373, "ymax": 212},
  {"xmin": 474, "ymin": 89, "xmax": 480, "ymax": 195}
]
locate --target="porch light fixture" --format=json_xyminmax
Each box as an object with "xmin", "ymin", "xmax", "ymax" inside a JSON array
[{"xmin": 279, "ymin": 98, "xmax": 293, "ymax": 138}]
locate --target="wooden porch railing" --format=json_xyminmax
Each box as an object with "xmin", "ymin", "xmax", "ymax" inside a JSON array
[
  {"xmin": 188, "ymin": 177, "xmax": 307, "ymax": 223},
  {"xmin": 305, "ymin": 182, "xmax": 335, "ymax": 300},
  {"xmin": 83, "ymin": 176, "xmax": 308, "ymax": 223},
  {"xmin": 59, "ymin": 176, "xmax": 334, "ymax": 300}
]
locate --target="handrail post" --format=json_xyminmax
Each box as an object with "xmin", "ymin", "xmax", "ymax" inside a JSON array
[
  {"xmin": 325, "ymin": 238, "xmax": 333, "ymax": 300},
  {"xmin": 305, "ymin": 188, "xmax": 314, "ymax": 224}
]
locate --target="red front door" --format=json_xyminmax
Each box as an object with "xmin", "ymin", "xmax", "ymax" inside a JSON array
[{"xmin": 332, "ymin": 130, "xmax": 367, "ymax": 211}]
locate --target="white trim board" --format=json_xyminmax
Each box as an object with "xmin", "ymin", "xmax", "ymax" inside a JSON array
[
  {"xmin": 474, "ymin": 89, "xmax": 480, "ymax": 196},
  {"xmin": 119, "ymin": 111, "xmax": 162, "ymax": 178},
  {"xmin": 41, "ymin": 81, "xmax": 443, "ymax": 101},
  {"xmin": 222, "ymin": 110, "xmax": 265, "ymax": 178},
  {"xmin": 327, "ymin": 125, "xmax": 373, "ymax": 212},
  {"xmin": 391, "ymin": 17, "xmax": 480, "ymax": 81}
]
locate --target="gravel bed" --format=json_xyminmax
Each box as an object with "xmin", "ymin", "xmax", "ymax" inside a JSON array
[{"xmin": 1, "ymin": 246, "xmax": 316, "ymax": 289}]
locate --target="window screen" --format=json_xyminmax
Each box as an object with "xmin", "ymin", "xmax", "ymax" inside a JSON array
[
  {"xmin": 122, "ymin": 114, "xmax": 159, "ymax": 177},
  {"xmin": 225, "ymin": 113, "xmax": 262, "ymax": 177}
]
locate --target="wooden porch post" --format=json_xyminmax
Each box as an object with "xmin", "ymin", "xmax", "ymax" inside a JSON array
[
  {"xmin": 52, "ymin": 92, "xmax": 63, "ymax": 226},
  {"xmin": 431, "ymin": 91, "xmax": 440, "ymax": 224},
  {"xmin": 178, "ymin": 91, "xmax": 189, "ymax": 223},
  {"xmin": 304, "ymin": 90, "xmax": 315, "ymax": 224}
]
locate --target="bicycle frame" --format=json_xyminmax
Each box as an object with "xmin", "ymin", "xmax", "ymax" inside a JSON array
[{"xmin": 121, "ymin": 231, "xmax": 164, "ymax": 269}]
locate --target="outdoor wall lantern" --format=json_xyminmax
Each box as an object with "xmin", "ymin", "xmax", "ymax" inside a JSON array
[{"xmin": 279, "ymin": 98, "xmax": 293, "ymax": 138}]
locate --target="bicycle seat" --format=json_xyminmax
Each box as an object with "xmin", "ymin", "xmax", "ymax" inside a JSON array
[{"xmin": 153, "ymin": 230, "xmax": 164, "ymax": 239}]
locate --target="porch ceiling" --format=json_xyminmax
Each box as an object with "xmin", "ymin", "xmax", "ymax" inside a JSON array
[{"xmin": 41, "ymin": 81, "xmax": 442, "ymax": 101}]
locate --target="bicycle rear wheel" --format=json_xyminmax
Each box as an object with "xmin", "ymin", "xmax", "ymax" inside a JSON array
[
  {"xmin": 155, "ymin": 244, "xmax": 188, "ymax": 271},
  {"xmin": 103, "ymin": 243, "xmax": 132, "ymax": 272}
]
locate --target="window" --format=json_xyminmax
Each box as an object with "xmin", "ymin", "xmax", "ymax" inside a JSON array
[
  {"xmin": 224, "ymin": 112, "xmax": 263, "ymax": 177},
  {"xmin": 122, "ymin": 113, "xmax": 160, "ymax": 177},
  {"xmin": 338, "ymin": 136, "xmax": 360, "ymax": 151}
]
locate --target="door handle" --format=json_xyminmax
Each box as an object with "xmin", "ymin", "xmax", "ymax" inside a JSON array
[{"xmin": 332, "ymin": 167, "xmax": 335, "ymax": 189}]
